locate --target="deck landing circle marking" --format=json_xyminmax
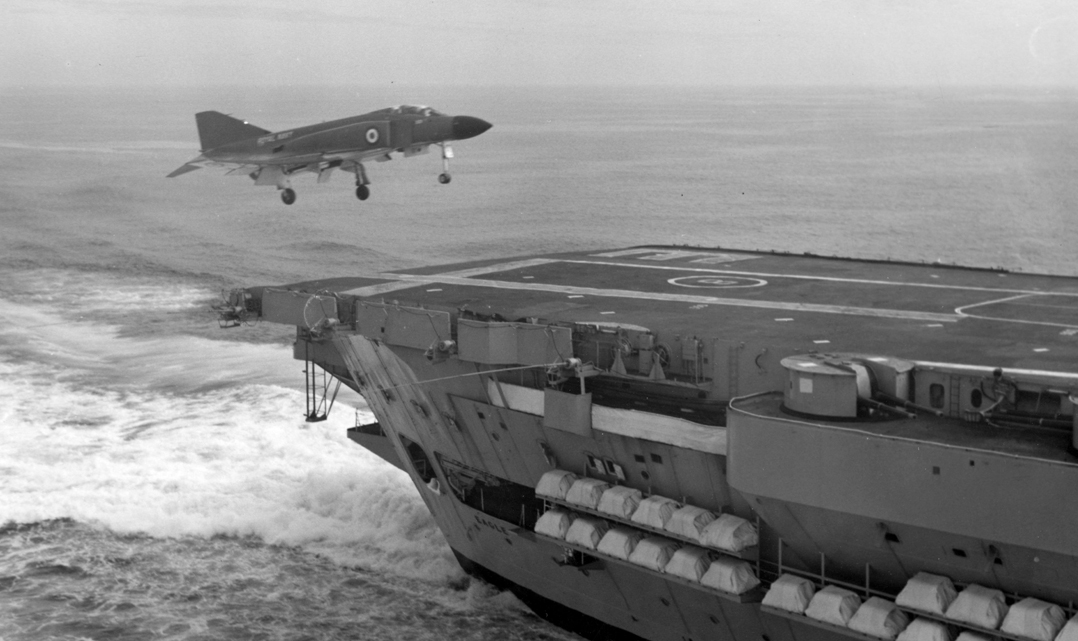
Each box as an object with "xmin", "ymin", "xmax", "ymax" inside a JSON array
[{"xmin": 668, "ymin": 275, "xmax": 766, "ymax": 289}]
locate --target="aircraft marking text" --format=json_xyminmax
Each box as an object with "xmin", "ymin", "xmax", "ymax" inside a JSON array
[{"xmin": 257, "ymin": 131, "xmax": 293, "ymax": 146}]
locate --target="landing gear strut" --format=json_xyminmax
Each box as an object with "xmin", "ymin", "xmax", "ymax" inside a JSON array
[
  {"xmin": 351, "ymin": 161, "xmax": 371, "ymax": 202},
  {"xmin": 280, "ymin": 187, "xmax": 296, "ymax": 205},
  {"xmin": 439, "ymin": 142, "xmax": 453, "ymax": 185}
]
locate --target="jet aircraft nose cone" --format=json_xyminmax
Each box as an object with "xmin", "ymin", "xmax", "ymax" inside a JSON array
[{"xmin": 451, "ymin": 116, "xmax": 492, "ymax": 140}]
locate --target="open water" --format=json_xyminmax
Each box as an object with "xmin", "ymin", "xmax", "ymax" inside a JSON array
[{"xmin": 0, "ymin": 85, "xmax": 1076, "ymax": 640}]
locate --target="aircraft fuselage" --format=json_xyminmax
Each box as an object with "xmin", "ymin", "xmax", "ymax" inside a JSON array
[{"xmin": 168, "ymin": 104, "xmax": 492, "ymax": 205}]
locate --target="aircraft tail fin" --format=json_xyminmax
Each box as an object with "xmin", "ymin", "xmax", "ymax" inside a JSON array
[{"xmin": 195, "ymin": 111, "xmax": 271, "ymax": 151}]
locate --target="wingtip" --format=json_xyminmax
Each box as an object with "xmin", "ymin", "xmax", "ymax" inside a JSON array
[{"xmin": 167, "ymin": 163, "xmax": 202, "ymax": 178}]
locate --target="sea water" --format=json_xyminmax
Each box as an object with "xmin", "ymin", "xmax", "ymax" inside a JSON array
[{"xmin": 0, "ymin": 85, "xmax": 1075, "ymax": 640}]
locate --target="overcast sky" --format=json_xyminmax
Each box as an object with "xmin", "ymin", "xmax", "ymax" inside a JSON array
[{"xmin": 4, "ymin": 0, "xmax": 1077, "ymax": 87}]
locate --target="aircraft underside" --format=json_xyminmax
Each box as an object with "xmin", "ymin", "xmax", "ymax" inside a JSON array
[{"xmin": 246, "ymin": 142, "xmax": 456, "ymax": 205}]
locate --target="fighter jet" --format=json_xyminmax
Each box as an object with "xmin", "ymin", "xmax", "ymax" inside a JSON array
[{"xmin": 167, "ymin": 105, "xmax": 492, "ymax": 205}]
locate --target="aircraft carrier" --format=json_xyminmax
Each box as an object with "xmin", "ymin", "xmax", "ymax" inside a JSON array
[{"xmin": 220, "ymin": 245, "xmax": 1078, "ymax": 641}]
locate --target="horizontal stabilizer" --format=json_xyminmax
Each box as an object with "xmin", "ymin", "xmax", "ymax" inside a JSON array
[
  {"xmin": 195, "ymin": 111, "xmax": 270, "ymax": 151},
  {"xmin": 167, "ymin": 162, "xmax": 202, "ymax": 178}
]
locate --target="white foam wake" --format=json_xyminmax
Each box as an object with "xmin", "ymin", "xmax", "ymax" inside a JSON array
[{"xmin": 0, "ymin": 276, "xmax": 462, "ymax": 583}]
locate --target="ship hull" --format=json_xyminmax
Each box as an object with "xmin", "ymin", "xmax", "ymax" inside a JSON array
[
  {"xmin": 235, "ymin": 246, "xmax": 1078, "ymax": 641},
  {"xmin": 332, "ymin": 333, "xmax": 779, "ymax": 641}
]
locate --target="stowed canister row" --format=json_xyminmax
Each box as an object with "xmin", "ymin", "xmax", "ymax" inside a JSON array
[
  {"xmin": 764, "ymin": 570, "xmax": 1078, "ymax": 641},
  {"xmin": 532, "ymin": 469, "xmax": 761, "ymax": 598}
]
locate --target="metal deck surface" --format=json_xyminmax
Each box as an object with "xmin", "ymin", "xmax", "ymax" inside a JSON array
[{"xmin": 276, "ymin": 246, "xmax": 1078, "ymax": 373}]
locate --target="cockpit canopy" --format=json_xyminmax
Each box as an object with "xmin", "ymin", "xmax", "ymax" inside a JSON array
[{"xmin": 392, "ymin": 105, "xmax": 446, "ymax": 117}]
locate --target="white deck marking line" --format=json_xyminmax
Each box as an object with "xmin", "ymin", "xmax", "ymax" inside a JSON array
[
  {"xmin": 340, "ymin": 258, "xmax": 558, "ymax": 297},
  {"xmin": 371, "ymin": 273, "xmax": 960, "ymax": 323},
  {"xmin": 995, "ymin": 300, "xmax": 1078, "ymax": 311},
  {"xmin": 341, "ymin": 280, "xmax": 427, "ymax": 297},
  {"xmin": 955, "ymin": 294, "xmax": 1078, "ymax": 330},
  {"xmin": 956, "ymin": 294, "xmax": 1037, "ymax": 312},
  {"xmin": 437, "ymin": 258, "xmax": 558, "ymax": 278},
  {"xmin": 562, "ymin": 259, "xmax": 1078, "ymax": 297}
]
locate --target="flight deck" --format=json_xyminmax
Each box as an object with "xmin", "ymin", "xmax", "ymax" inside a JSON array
[{"xmin": 262, "ymin": 245, "xmax": 1078, "ymax": 373}]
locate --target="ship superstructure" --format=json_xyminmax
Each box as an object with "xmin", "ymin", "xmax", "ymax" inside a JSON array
[{"xmin": 222, "ymin": 246, "xmax": 1078, "ymax": 641}]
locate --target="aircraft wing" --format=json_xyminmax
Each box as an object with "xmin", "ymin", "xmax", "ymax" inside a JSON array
[
  {"xmin": 258, "ymin": 148, "xmax": 396, "ymax": 174},
  {"xmin": 167, "ymin": 147, "xmax": 394, "ymax": 180},
  {"xmin": 167, "ymin": 162, "xmax": 203, "ymax": 178}
]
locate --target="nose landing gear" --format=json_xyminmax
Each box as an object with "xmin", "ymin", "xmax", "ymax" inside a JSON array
[
  {"xmin": 439, "ymin": 143, "xmax": 454, "ymax": 185},
  {"xmin": 280, "ymin": 187, "xmax": 296, "ymax": 205},
  {"xmin": 355, "ymin": 185, "xmax": 370, "ymax": 200}
]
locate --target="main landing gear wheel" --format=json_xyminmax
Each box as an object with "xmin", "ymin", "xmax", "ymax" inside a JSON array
[
  {"xmin": 438, "ymin": 173, "xmax": 451, "ymax": 184},
  {"xmin": 280, "ymin": 188, "xmax": 296, "ymax": 205},
  {"xmin": 355, "ymin": 185, "xmax": 370, "ymax": 201}
]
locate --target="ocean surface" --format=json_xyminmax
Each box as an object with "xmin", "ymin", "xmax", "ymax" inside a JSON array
[{"xmin": 0, "ymin": 85, "xmax": 1076, "ymax": 640}]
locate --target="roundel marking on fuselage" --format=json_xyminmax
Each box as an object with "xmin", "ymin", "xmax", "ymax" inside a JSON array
[
  {"xmin": 366, "ymin": 128, "xmax": 380, "ymax": 144},
  {"xmin": 667, "ymin": 275, "xmax": 767, "ymax": 289}
]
